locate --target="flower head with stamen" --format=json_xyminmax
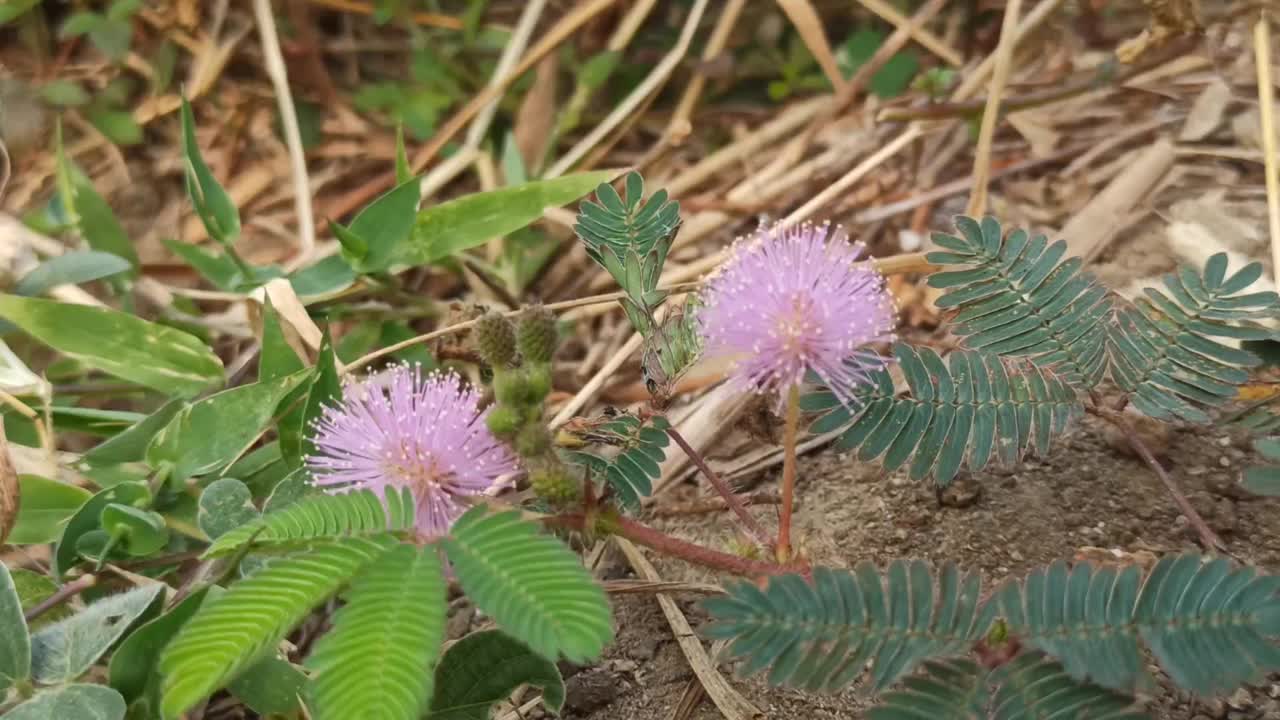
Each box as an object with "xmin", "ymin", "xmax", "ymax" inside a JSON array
[
  {"xmin": 698, "ymin": 221, "xmax": 897, "ymax": 408},
  {"xmin": 306, "ymin": 364, "xmax": 517, "ymax": 539}
]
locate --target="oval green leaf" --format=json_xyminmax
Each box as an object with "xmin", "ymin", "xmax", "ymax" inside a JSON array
[
  {"xmin": 30, "ymin": 583, "xmax": 165, "ymax": 684},
  {"xmin": 0, "ymin": 562, "xmax": 31, "ymax": 696},
  {"xmin": 5, "ymin": 684, "xmax": 126, "ymax": 720},
  {"xmin": 428, "ymin": 630, "xmax": 565, "ymax": 720}
]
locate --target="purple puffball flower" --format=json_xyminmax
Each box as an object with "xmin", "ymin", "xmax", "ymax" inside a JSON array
[
  {"xmin": 306, "ymin": 364, "xmax": 518, "ymax": 539},
  {"xmin": 698, "ymin": 221, "xmax": 897, "ymax": 408}
]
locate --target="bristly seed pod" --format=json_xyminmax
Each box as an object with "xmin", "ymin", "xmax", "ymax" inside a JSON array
[
  {"xmin": 530, "ymin": 467, "xmax": 578, "ymax": 504},
  {"xmin": 517, "ymin": 305, "xmax": 559, "ymax": 364},
  {"xmin": 474, "ymin": 311, "xmax": 517, "ymax": 368}
]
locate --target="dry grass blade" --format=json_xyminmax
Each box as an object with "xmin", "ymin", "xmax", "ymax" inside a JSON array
[
  {"xmin": 1058, "ymin": 138, "xmax": 1174, "ymax": 262},
  {"xmin": 966, "ymin": 0, "xmax": 1024, "ymax": 217},
  {"xmin": 776, "ymin": 0, "xmax": 846, "ymax": 92},
  {"xmin": 855, "ymin": 0, "xmax": 964, "ymax": 66},
  {"xmin": 0, "ymin": 422, "xmax": 17, "ymax": 546},
  {"xmin": 667, "ymin": 0, "xmax": 747, "ymax": 144},
  {"xmin": 615, "ymin": 537, "xmax": 762, "ymax": 720},
  {"xmin": 1256, "ymin": 9, "xmax": 1280, "ymax": 282}
]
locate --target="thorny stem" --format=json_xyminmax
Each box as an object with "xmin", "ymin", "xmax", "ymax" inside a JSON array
[
  {"xmin": 776, "ymin": 384, "xmax": 802, "ymax": 563},
  {"xmin": 547, "ymin": 513, "xmax": 805, "ymax": 578},
  {"xmin": 25, "ymin": 574, "xmax": 96, "ymax": 622},
  {"xmin": 1088, "ymin": 405, "xmax": 1225, "ymax": 551},
  {"xmin": 665, "ymin": 425, "xmax": 772, "ymax": 548}
]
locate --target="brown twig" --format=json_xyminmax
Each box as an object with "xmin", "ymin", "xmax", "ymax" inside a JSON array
[
  {"xmin": 653, "ymin": 491, "xmax": 781, "ymax": 517},
  {"xmin": 776, "ymin": 385, "xmax": 801, "ymax": 562},
  {"xmin": 25, "ymin": 574, "xmax": 97, "ymax": 622},
  {"xmin": 1088, "ymin": 406, "xmax": 1224, "ymax": 551},
  {"xmin": 665, "ymin": 426, "xmax": 771, "ymax": 547},
  {"xmin": 878, "ymin": 35, "xmax": 1201, "ymax": 123},
  {"xmin": 547, "ymin": 513, "xmax": 805, "ymax": 578}
]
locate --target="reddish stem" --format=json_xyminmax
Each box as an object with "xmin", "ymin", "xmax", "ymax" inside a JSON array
[
  {"xmin": 547, "ymin": 513, "xmax": 805, "ymax": 578},
  {"xmin": 665, "ymin": 425, "xmax": 772, "ymax": 548}
]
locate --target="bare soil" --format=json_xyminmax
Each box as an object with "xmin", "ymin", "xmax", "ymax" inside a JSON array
[{"xmin": 542, "ymin": 413, "xmax": 1280, "ymax": 720}]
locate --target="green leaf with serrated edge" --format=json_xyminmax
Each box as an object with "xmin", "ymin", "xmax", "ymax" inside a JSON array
[
  {"xmin": 5, "ymin": 684, "xmax": 127, "ymax": 720},
  {"xmin": 108, "ymin": 587, "xmax": 211, "ymax": 703},
  {"xmin": 443, "ymin": 507, "xmax": 612, "ymax": 663},
  {"xmin": 30, "ymin": 583, "xmax": 164, "ymax": 684},
  {"xmin": 147, "ymin": 369, "xmax": 310, "ymax": 480},
  {"xmin": 54, "ymin": 482, "xmax": 149, "ymax": 578},
  {"xmin": 8, "ymin": 475, "xmax": 91, "ymax": 544},
  {"xmin": 197, "ymin": 478, "xmax": 259, "ymax": 540},
  {"xmin": 0, "ymin": 294, "xmax": 223, "ymax": 397},
  {"xmin": 307, "ymin": 544, "xmax": 445, "ymax": 720},
  {"xmin": 339, "ymin": 178, "xmax": 420, "ymax": 274},
  {"xmin": 14, "ymin": 251, "xmax": 131, "ymax": 296},
  {"xmin": 0, "ymin": 562, "xmax": 31, "ymax": 696},
  {"xmin": 428, "ymin": 629, "xmax": 565, "ymax": 720},
  {"xmin": 180, "ymin": 96, "xmax": 240, "ymax": 245},
  {"xmin": 160, "ymin": 536, "xmax": 396, "ymax": 719},
  {"xmin": 229, "ymin": 655, "xmax": 305, "ymax": 716},
  {"xmin": 82, "ymin": 398, "xmax": 185, "ymax": 466},
  {"xmin": 398, "ymin": 171, "xmax": 615, "ymax": 266}
]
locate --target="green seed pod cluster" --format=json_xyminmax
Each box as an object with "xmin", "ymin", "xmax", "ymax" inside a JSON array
[
  {"xmin": 517, "ymin": 305, "xmax": 559, "ymax": 364},
  {"xmin": 530, "ymin": 466, "xmax": 578, "ymax": 505},
  {"xmin": 473, "ymin": 311, "xmax": 517, "ymax": 368}
]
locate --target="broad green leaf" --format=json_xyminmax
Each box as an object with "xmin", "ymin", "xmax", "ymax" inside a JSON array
[
  {"xmin": 197, "ymin": 478, "xmax": 259, "ymax": 540},
  {"xmin": 53, "ymin": 128, "xmax": 139, "ymax": 268},
  {"xmin": 87, "ymin": 108, "xmax": 143, "ymax": 146},
  {"xmin": 443, "ymin": 508, "xmax": 612, "ymax": 663},
  {"xmin": 99, "ymin": 504, "xmax": 168, "ymax": 555},
  {"xmin": 579, "ymin": 51, "xmax": 621, "ymax": 90},
  {"xmin": 394, "ymin": 123, "xmax": 412, "ymax": 185},
  {"xmin": 259, "ymin": 300, "xmax": 305, "ymax": 382},
  {"xmin": 229, "ymin": 655, "xmax": 306, "ymax": 716},
  {"xmin": 162, "ymin": 239, "xmax": 239, "ymax": 289},
  {"xmin": 82, "ymin": 399, "xmax": 185, "ymax": 466},
  {"xmin": 108, "ymin": 587, "xmax": 211, "ymax": 702},
  {"xmin": 180, "ymin": 97, "xmax": 240, "ymax": 245},
  {"xmin": 0, "ymin": 0, "xmax": 40, "ymax": 24},
  {"xmin": 336, "ymin": 178, "xmax": 421, "ymax": 273},
  {"xmin": 394, "ymin": 171, "xmax": 615, "ymax": 266},
  {"xmin": 147, "ymin": 369, "xmax": 310, "ymax": 480},
  {"xmin": 296, "ymin": 333, "xmax": 341, "ymax": 467},
  {"xmin": 5, "ymin": 684, "xmax": 126, "ymax": 720},
  {"xmin": 53, "ymin": 482, "xmax": 149, "ymax": 578},
  {"xmin": 0, "ymin": 562, "xmax": 31, "ymax": 696},
  {"xmin": 30, "ymin": 583, "xmax": 165, "ymax": 684},
  {"xmin": 288, "ymin": 255, "xmax": 357, "ymax": 299},
  {"xmin": 39, "ymin": 79, "xmax": 91, "ymax": 106},
  {"xmin": 0, "ymin": 295, "xmax": 222, "ymax": 397},
  {"xmin": 10, "ymin": 569, "xmax": 71, "ymax": 628},
  {"xmin": 428, "ymin": 630, "xmax": 565, "ymax": 720},
  {"xmin": 8, "ymin": 475, "xmax": 91, "ymax": 544},
  {"xmin": 307, "ymin": 544, "xmax": 446, "ymax": 720}
]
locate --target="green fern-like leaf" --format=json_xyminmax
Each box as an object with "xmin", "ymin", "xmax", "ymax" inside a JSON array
[
  {"xmin": 805, "ymin": 344, "xmax": 1083, "ymax": 486},
  {"xmin": 988, "ymin": 651, "xmax": 1148, "ymax": 720},
  {"xmin": 926, "ymin": 215, "xmax": 1110, "ymax": 387},
  {"xmin": 562, "ymin": 413, "xmax": 670, "ymax": 508},
  {"xmin": 573, "ymin": 171, "xmax": 681, "ymax": 336},
  {"xmin": 866, "ymin": 658, "xmax": 989, "ymax": 720},
  {"xmin": 203, "ymin": 487, "xmax": 415, "ymax": 558},
  {"xmin": 306, "ymin": 544, "xmax": 446, "ymax": 720},
  {"xmin": 1108, "ymin": 254, "xmax": 1279, "ymax": 423},
  {"xmin": 442, "ymin": 507, "xmax": 612, "ymax": 663},
  {"xmin": 160, "ymin": 536, "xmax": 396, "ymax": 719},
  {"xmin": 1242, "ymin": 437, "xmax": 1280, "ymax": 497},
  {"xmin": 999, "ymin": 553, "xmax": 1280, "ymax": 696},
  {"xmin": 702, "ymin": 561, "xmax": 994, "ymax": 692}
]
